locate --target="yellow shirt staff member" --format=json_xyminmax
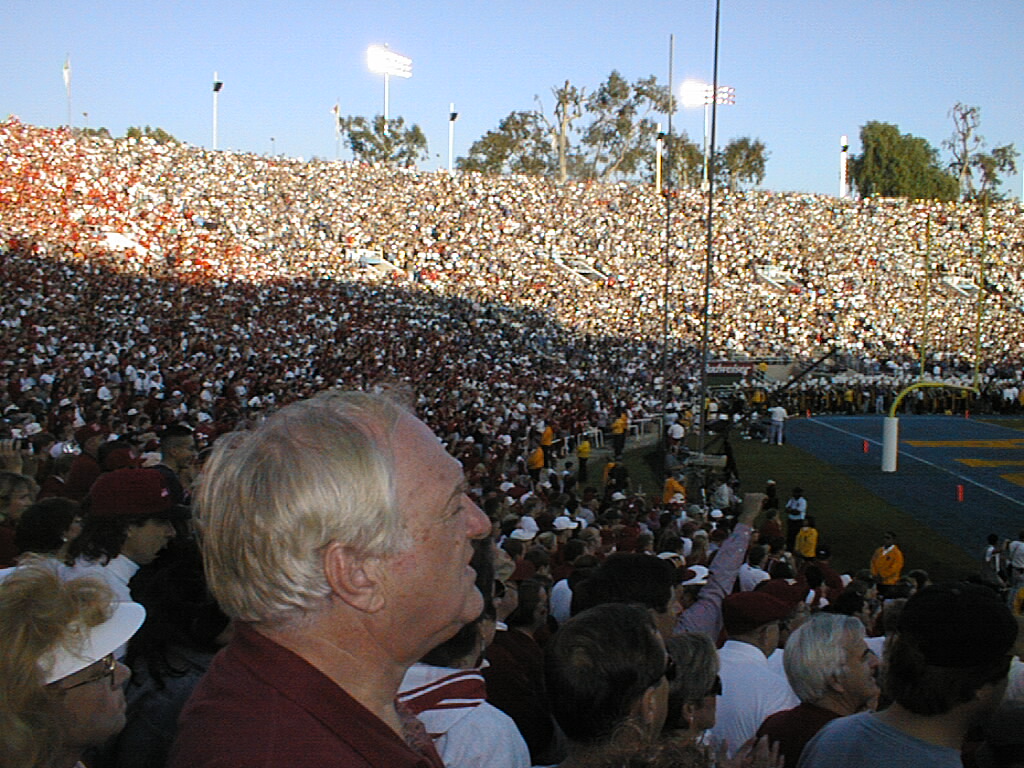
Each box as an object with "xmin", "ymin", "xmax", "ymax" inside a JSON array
[
  {"xmin": 527, "ymin": 445, "xmax": 545, "ymax": 483},
  {"xmin": 870, "ymin": 531, "xmax": 904, "ymax": 595},
  {"xmin": 576, "ymin": 438, "xmax": 591, "ymax": 482},
  {"xmin": 611, "ymin": 413, "xmax": 629, "ymax": 457},
  {"xmin": 794, "ymin": 517, "xmax": 818, "ymax": 559},
  {"xmin": 539, "ymin": 424, "xmax": 555, "ymax": 468},
  {"xmin": 662, "ymin": 475, "xmax": 686, "ymax": 504}
]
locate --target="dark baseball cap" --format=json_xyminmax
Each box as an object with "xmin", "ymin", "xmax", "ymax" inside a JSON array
[{"xmin": 897, "ymin": 583, "xmax": 1017, "ymax": 668}]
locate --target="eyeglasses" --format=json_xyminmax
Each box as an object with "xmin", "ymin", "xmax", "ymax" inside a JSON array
[
  {"xmin": 703, "ymin": 675, "xmax": 723, "ymax": 698},
  {"xmin": 52, "ymin": 654, "xmax": 119, "ymax": 691}
]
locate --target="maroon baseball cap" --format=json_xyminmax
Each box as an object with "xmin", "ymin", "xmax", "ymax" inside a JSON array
[
  {"xmin": 756, "ymin": 578, "xmax": 811, "ymax": 608},
  {"xmin": 87, "ymin": 469, "xmax": 188, "ymax": 520},
  {"xmin": 723, "ymin": 591, "xmax": 793, "ymax": 635}
]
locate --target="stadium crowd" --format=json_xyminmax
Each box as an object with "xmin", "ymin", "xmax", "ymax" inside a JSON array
[
  {"xmin": 3, "ymin": 119, "xmax": 1024, "ymax": 445},
  {"xmin": 2, "ymin": 119, "xmax": 1024, "ymax": 767}
]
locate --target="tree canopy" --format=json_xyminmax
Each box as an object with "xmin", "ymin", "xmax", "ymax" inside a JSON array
[
  {"xmin": 341, "ymin": 115, "xmax": 428, "ymax": 167},
  {"xmin": 577, "ymin": 71, "xmax": 670, "ymax": 182},
  {"xmin": 658, "ymin": 130, "xmax": 703, "ymax": 189},
  {"xmin": 125, "ymin": 126, "xmax": 177, "ymax": 144},
  {"xmin": 78, "ymin": 127, "xmax": 112, "ymax": 140},
  {"xmin": 849, "ymin": 122, "xmax": 958, "ymax": 201},
  {"xmin": 943, "ymin": 103, "xmax": 1018, "ymax": 202},
  {"xmin": 718, "ymin": 137, "xmax": 769, "ymax": 191},
  {"xmin": 459, "ymin": 71, "xmax": 767, "ymax": 188},
  {"xmin": 455, "ymin": 111, "xmax": 555, "ymax": 176}
]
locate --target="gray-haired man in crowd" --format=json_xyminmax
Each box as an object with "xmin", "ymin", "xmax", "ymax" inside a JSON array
[
  {"xmin": 170, "ymin": 391, "xmax": 490, "ymax": 768},
  {"xmin": 757, "ymin": 613, "xmax": 879, "ymax": 768}
]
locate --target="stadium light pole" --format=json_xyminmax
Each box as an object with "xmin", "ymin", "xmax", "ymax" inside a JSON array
[
  {"xmin": 332, "ymin": 100, "xmax": 342, "ymax": 160},
  {"xmin": 656, "ymin": 123, "xmax": 664, "ymax": 190},
  {"xmin": 63, "ymin": 55, "xmax": 72, "ymax": 128},
  {"xmin": 839, "ymin": 135, "xmax": 850, "ymax": 198},
  {"xmin": 660, "ymin": 35, "xmax": 675, "ymax": 489},
  {"xmin": 448, "ymin": 103, "xmax": 458, "ymax": 172},
  {"xmin": 680, "ymin": 80, "xmax": 735, "ymax": 188},
  {"xmin": 212, "ymin": 73, "xmax": 223, "ymax": 150},
  {"xmin": 695, "ymin": 0, "xmax": 726, "ymax": 457},
  {"xmin": 367, "ymin": 44, "xmax": 412, "ymax": 122}
]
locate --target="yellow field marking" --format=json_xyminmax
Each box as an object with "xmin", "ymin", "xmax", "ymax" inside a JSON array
[
  {"xmin": 1001, "ymin": 473, "xmax": 1024, "ymax": 487},
  {"xmin": 904, "ymin": 440, "xmax": 1024, "ymax": 448},
  {"xmin": 808, "ymin": 418, "xmax": 1024, "ymax": 508},
  {"xmin": 957, "ymin": 459, "xmax": 1024, "ymax": 467}
]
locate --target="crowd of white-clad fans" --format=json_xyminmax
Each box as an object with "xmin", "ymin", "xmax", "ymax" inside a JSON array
[
  {"xmin": 4, "ymin": 119, "xmax": 1024, "ymax": 768},
  {"xmin": 3, "ymin": 117, "xmax": 1024, "ymax": 446}
]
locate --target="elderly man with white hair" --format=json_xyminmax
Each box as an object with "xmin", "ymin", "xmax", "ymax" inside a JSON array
[
  {"xmin": 169, "ymin": 390, "xmax": 491, "ymax": 768},
  {"xmin": 755, "ymin": 613, "xmax": 879, "ymax": 768}
]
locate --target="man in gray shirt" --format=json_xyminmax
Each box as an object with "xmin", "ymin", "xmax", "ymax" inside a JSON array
[{"xmin": 798, "ymin": 583, "xmax": 1017, "ymax": 768}]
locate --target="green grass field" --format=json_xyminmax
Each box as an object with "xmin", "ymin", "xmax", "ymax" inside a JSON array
[{"xmin": 622, "ymin": 432, "xmax": 981, "ymax": 582}]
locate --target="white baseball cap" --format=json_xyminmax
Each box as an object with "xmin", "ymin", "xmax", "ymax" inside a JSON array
[{"xmin": 41, "ymin": 601, "xmax": 146, "ymax": 684}]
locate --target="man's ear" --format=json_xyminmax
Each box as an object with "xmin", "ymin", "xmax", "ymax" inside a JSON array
[
  {"xmin": 756, "ymin": 623, "xmax": 772, "ymax": 647},
  {"xmin": 826, "ymin": 671, "xmax": 845, "ymax": 695},
  {"xmin": 680, "ymin": 699, "xmax": 699, "ymax": 730},
  {"xmin": 637, "ymin": 683, "xmax": 661, "ymax": 729},
  {"xmin": 323, "ymin": 541, "xmax": 386, "ymax": 613}
]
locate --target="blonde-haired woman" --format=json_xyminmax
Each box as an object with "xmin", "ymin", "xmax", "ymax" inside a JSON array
[
  {"xmin": 665, "ymin": 632, "xmax": 781, "ymax": 768},
  {"xmin": 0, "ymin": 559, "xmax": 144, "ymax": 768}
]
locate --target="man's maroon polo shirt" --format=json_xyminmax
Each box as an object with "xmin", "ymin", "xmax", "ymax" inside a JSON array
[{"xmin": 169, "ymin": 624, "xmax": 444, "ymax": 768}]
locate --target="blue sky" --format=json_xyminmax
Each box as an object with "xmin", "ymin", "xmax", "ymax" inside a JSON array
[{"xmin": 3, "ymin": 0, "xmax": 1022, "ymax": 197}]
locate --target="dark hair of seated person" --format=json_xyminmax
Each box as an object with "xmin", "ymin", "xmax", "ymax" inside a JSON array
[
  {"xmin": 15, "ymin": 497, "xmax": 80, "ymax": 555},
  {"xmin": 507, "ymin": 579, "xmax": 547, "ymax": 629},
  {"xmin": 544, "ymin": 602, "xmax": 665, "ymax": 746},
  {"xmin": 125, "ymin": 535, "xmax": 230, "ymax": 690},
  {"xmin": 570, "ymin": 553, "xmax": 676, "ymax": 617}
]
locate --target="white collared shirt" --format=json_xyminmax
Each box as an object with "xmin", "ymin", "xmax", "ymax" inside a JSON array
[{"xmin": 62, "ymin": 554, "xmax": 140, "ymax": 602}]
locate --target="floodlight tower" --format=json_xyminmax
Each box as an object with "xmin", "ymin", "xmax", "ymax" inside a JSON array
[
  {"xmin": 679, "ymin": 80, "xmax": 735, "ymax": 187},
  {"xmin": 366, "ymin": 44, "xmax": 412, "ymax": 122},
  {"xmin": 448, "ymin": 103, "xmax": 459, "ymax": 172}
]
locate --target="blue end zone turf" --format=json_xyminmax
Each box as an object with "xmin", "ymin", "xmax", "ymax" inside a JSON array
[{"xmin": 786, "ymin": 415, "xmax": 1024, "ymax": 558}]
